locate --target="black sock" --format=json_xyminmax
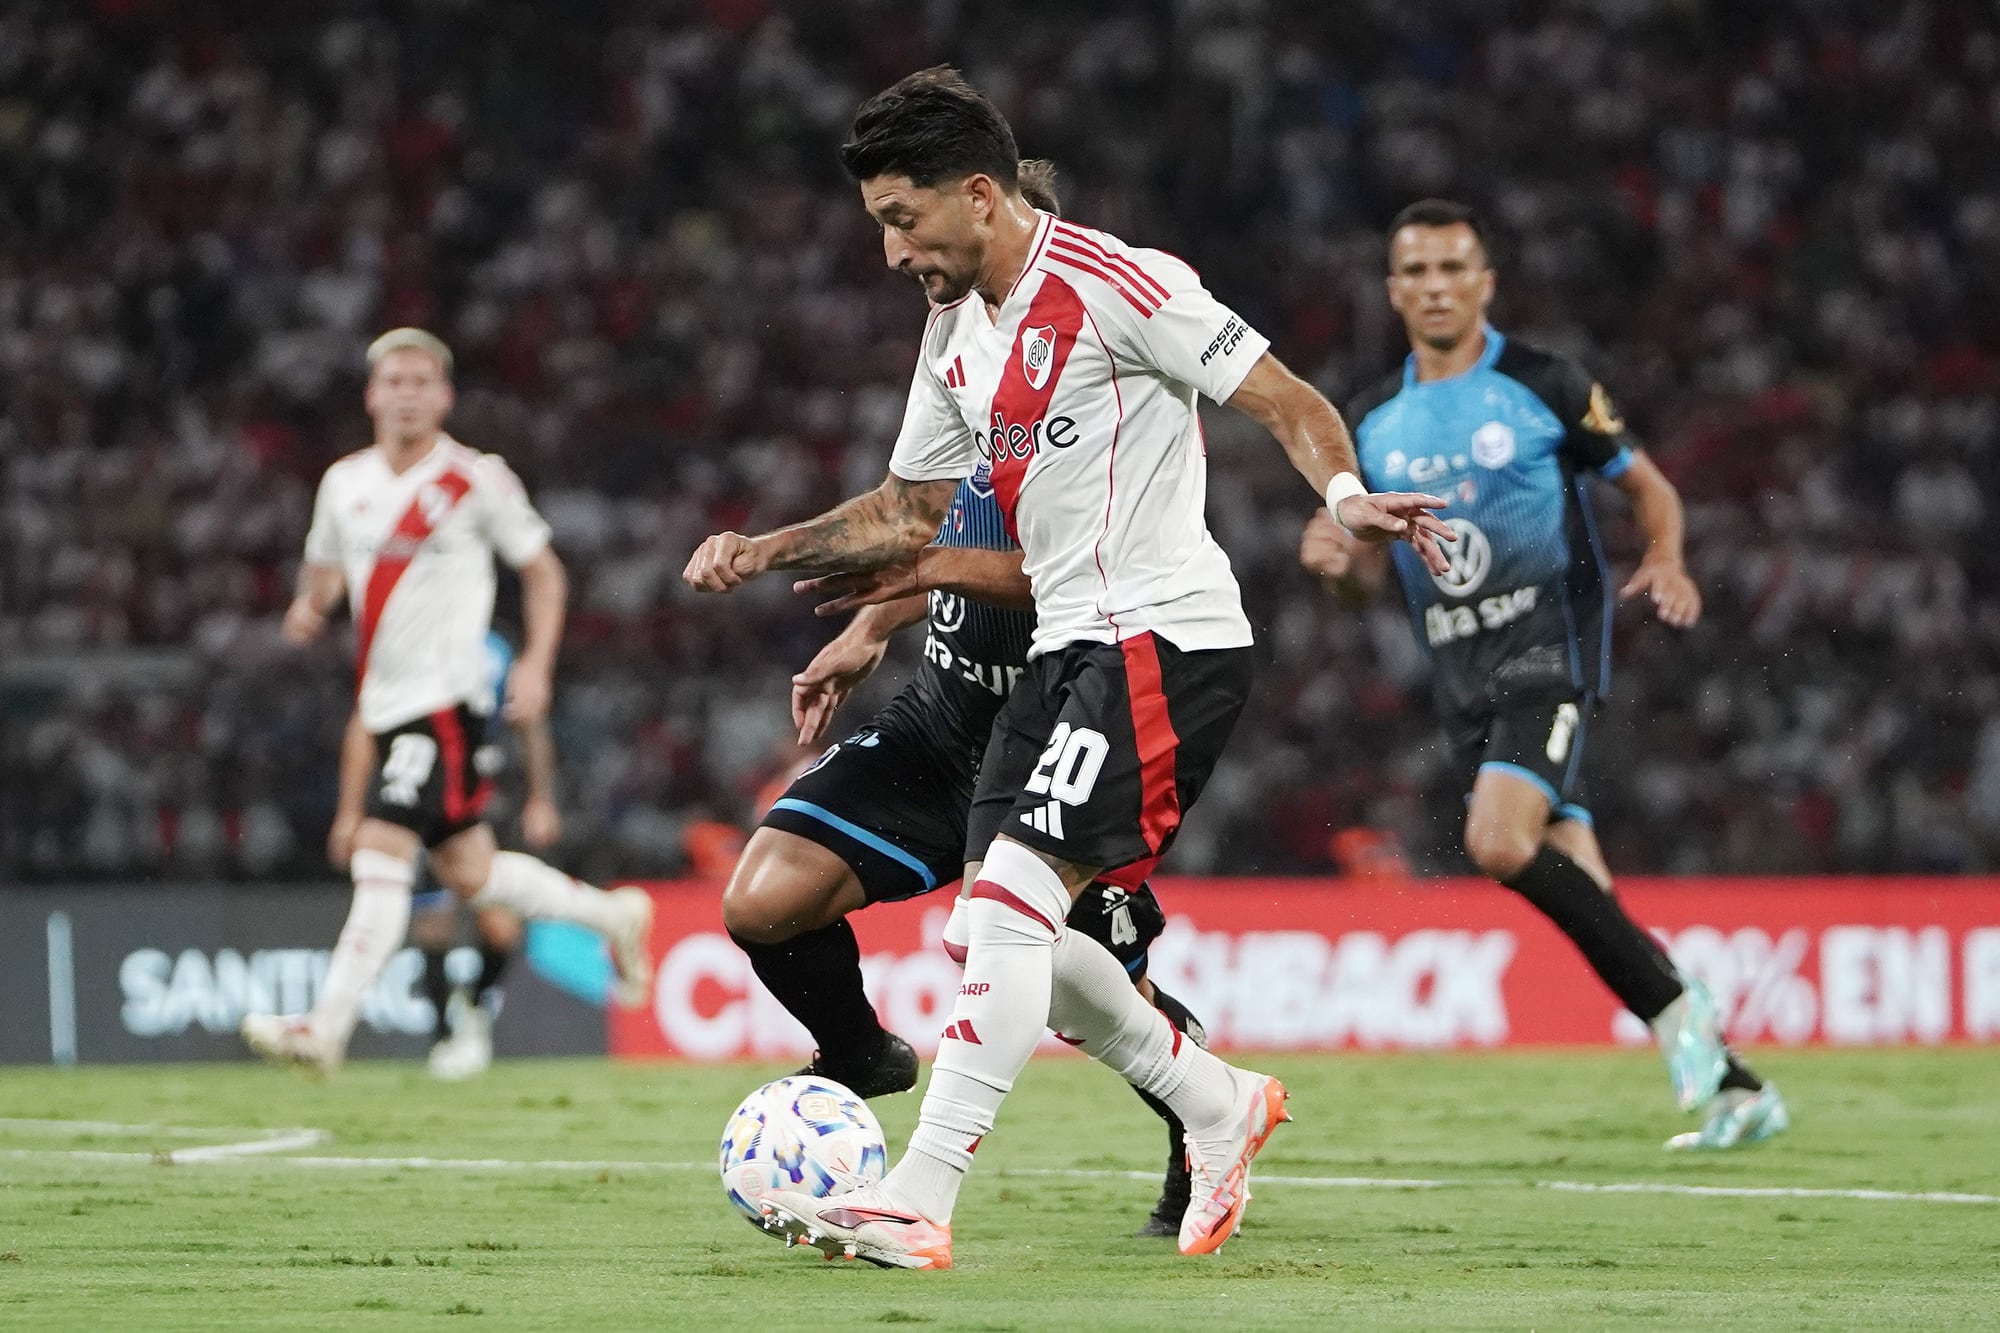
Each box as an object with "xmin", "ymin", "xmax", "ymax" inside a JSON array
[
  {"xmin": 730, "ymin": 920, "xmax": 884, "ymax": 1068},
  {"xmin": 421, "ymin": 948, "xmax": 453, "ymax": 1041},
  {"xmin": 1133, "ymin": 984, "xmax": 1206, "ymax": 1186},
  {"xmin": 1501, "ymin": 848, "xmax": 1683, "ymax": 1023},
  {"xmin": 473, "ymin": 943, "xmax": 511, "ymax": 1008},
  {"xmin": 1720, "ymin": 1054, "xmax": 1763, "ymax": 1093}
]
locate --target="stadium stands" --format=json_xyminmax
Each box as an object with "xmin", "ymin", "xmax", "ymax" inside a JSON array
[{"xmin": 4, "ymin": 0, "xmax": 1995, "ymax": 880}]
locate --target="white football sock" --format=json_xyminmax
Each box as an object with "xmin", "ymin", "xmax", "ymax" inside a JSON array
[
  {"xmin": 471, "ymin": 851, "xmax": 621, "ymax": 934},
  {"xmin": 1047, "ymin": 927, "xmax": 1239, "ymax": 1133},
  {"xmin": 890, "ymin": 840, "xmax": 1069, "ymax": 1224},
  {"xmin": 313, "ymin": 848, "xmax": 414, "ymax": 1050}
]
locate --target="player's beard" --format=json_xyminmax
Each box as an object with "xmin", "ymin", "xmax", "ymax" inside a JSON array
[{"xmin": 914, "ymin": 262, "xmax": 975, "ymax": 306}]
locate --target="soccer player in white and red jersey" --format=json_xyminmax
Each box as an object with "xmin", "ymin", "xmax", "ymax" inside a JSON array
[
  {"xmin": 685, "ymin": 68, "xmax": 1454, "ymax": 1267},
  {"xmin": 241, "ymin": 328, "xmax": 654, "ymax": 1076}
]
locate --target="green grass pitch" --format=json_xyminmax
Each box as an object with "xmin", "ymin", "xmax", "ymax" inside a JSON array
[{"xmin": 2, "ymin": 1049, "xmax": 1995, "ymax": 1330}]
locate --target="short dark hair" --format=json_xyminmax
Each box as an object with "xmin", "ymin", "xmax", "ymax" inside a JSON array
[
  {"xmin": 841, "ymin": 66, "xmax": 1021, "ymax": 190},
  {"xmin": 1387, "ymin": 198, "xmax": 1491, "ymax": 265},
  {"xmin": 1016, "ymin": 158, "xmax": 1060, "ymax": 215}
]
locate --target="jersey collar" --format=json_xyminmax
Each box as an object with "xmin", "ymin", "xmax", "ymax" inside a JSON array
[
  {"xmin": 373, "ymin": 433, "xmax": 454, "ymax": 478},
  {"xmin": 1000, "ymin": 210, "xmax": 1058, "ymax": 311},
  {"xmin": 1402, "ymin": 323, "xmax": 1505, "ymax": 389}
]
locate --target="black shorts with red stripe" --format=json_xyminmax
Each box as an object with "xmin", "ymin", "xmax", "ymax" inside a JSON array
[
  {"xmin": 364, "ymin": 703, "xmax": 499, "ymax": 849},
  {"xmin": 965, "ymin": 632, "xmax": 1254, "ymax": 874}
]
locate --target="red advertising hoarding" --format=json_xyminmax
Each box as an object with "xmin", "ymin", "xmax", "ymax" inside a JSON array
[{"xmin": 608, "ymin": 878, "xmax": 2000, "ymax": 1059}]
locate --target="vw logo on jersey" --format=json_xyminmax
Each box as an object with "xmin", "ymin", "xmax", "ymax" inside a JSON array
[
  {"xmin": 1471, "ymin": 421, "xmax": 1516, "ymax": 469},
  {"xmin": 1430, "ymin": 517, "xmax": 1492, "ymax": 597},
  {"xmin": 1021, "ymin": 323, "xmax": 1057, "ymax": 391},
  {"xmin": 968, "ymin": 460, "xmax": 995, "ymax": 497},
  {"xmin": 930, "ymin": 590, "xmax": 967, "ymax": 632}
]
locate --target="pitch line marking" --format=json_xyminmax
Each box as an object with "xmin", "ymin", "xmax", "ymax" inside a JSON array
[
  {"xmin": 1006, "ymin": 1166, "xmax": 1999, "ymax": 1205},
  {"xmin": 4, "ymin": 1123, "xmax": 1994, "ymax": 1207},
  {"xmin": 0, "ymin": 1116, "xmax": 329, "ymax": 1164}
]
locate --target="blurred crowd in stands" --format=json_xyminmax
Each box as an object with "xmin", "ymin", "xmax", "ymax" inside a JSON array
[{"xmin": 5, "ymin": 0, "xmax": 1998, "ymax": 882}]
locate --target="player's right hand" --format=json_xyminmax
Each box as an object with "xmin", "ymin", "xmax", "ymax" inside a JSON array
[
  {"xmin": 790, "ymin": 633, "xmax": 890, "ymax": 746},
  {"xmin": 282, "ymin": 597, "xmax": 326, "ymax": 645},
  {"xmin": 683, "ymin": 532, "xmax": 766, "ymax": 592},
  {"xmin": 1335, "ymin": 491, "xmax": 1455, "ymax": 576},
  {"xmin": 327, "ymin": 811, "xmax": 361, "ymax": 869}
]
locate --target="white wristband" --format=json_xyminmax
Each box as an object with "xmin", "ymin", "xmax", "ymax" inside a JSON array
[{"xmin": 1325, "ymin": 472, "xmax": 1368, "ymax": 530}]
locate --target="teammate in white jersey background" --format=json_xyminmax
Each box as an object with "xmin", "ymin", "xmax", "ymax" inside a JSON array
[
  {"xmin": 685, "ymin": 68, "xmax": 1454, "ymax": 1267},
  {"xmin": 240, "ymin": 328, "xmax": 654, "ymax": 1077}
]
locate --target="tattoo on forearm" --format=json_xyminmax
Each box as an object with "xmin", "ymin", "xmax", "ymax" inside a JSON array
[{"xmin": 768, "ymin": 478, "xmax": 952, "ymax": 572}]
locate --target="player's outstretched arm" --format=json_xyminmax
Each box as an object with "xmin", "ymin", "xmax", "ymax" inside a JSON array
[
  {"xmin": 684, "ymin": 473, "xmax": 959, "ymax": 594},
  {"xmin": 1612, "ymin": 451, "xmax": 1701, "ymax": 629},
  {"xmin": 793, "ymin": 546, "xmax": 1033, "ymax": 617},
  {"xmin": 1299, "ymin": 508, "xmax": 1390, "ymax": 610},
  {"xmin": 1226, "ymin": 353, "xmax": 1455, "ymax": 577},
  {"xmin": 507, "ymin": 547, "xmax": 567, "ymax": 723},
  {"xmin": 283, "ymin": 561, "xmax": 347, "ymax": 644},
  {"xmin": 512, "ymin": 714, "xmax": 563, "ymax": 849},
  {"xmin": 329, "ymin": 708, "xmax": 374, "ymax": 868},
  {"xmin": 788, "ymin": 599, "xmax": 923, "ymax": 746}
]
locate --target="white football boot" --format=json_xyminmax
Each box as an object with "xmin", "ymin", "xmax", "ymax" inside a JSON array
[
  {"xmin": 757, "ymin": 1183, "xmax": 953, "ymax": 1270},
  {"xmin": 607, "ymin": 887, "xmax": 656, "ymax": 1009},
  {"xmin": 240, "ymin": 1013, "xmax": 341, "ymax": 1079},
  {"xmin": 427, "ymin": 992, "xmax": 494, "ymax": 1081},
  {"xmin": 1178, "ymin": 1068, "xmax": 1291, "ymax": 1255}
]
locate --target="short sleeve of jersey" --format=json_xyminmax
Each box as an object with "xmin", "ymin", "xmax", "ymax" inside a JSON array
[
  {"xmin": 472, "ymin": 455, "xmax": 553, "ymax": 568},
  {"xmin": 303, "ymin": 471, "xmax": 342, "ymax": 566},
  {"xmin": 888, "ymin": 324, "xmax": 977, "ymax": 483},
  {"xmin": 1551, "ymin": 356, "xmax": 1636, "ymax": 478},
  {"xmin": 1093, "ymin": 251, "xmax": 1271, "ymax": 403}
]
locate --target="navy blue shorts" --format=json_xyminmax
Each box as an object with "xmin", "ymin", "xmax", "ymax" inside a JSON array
[{"xmin": 1447, "ymin": 693, "xmax": 1595, "ymax": 825}]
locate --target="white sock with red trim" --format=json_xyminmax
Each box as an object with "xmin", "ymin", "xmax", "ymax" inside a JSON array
[
  {"xmin": 889, "ymin": 840, "xmax": 1069, "ymax": 1224},
  {"xmin": 1047, "ymin": 927, "xmax": 1240, "ymax": 1132},
  {"xmin": 471, "ymin": 851, "xmax": 621, "ymax": 934},
  {"xmin": 313, "ymin": 848, "xmax": 415, "ymax": 1051}
]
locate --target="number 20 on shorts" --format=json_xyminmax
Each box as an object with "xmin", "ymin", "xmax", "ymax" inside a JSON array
[{"xmin": 1024, "ymin": 723, "xmax": 1110, "ymax": 806}]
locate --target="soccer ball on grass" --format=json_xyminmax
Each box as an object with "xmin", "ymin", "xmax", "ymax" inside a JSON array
[{"xmin": 718, "ymin": 1075, "xmax": 887, "ymax": 1229}]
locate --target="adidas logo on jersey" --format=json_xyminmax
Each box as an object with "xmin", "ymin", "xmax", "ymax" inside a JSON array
[{"xmin": 1020, "ymin": 801, "xmax": 1065, "ymax": 838}]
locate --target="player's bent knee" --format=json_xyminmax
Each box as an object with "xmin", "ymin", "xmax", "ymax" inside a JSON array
[
  {"xmin": 721, "ymin": 832, "xmax": 854, "ymax": 944},
  {"xmin": 1465, "ymin": 823, "xmax": 1539, "ymax": 883}
]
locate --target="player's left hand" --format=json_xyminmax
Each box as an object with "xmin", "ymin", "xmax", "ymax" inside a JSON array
[
  {"xmin": 790, "ymin": 632, "xmax": 889, "ymax": 746},
  {"xmin": 683, "ymin": 532, "xmax": 768, "ymax": 593},
  {"xmin": 1621, "ymin": 556, "xmax": 1702, "ymax": 628},
  {"xmin": 1335, "ymin": 491, "xmax": 1456, "ymax": 576},
  {"xmin": 793, "ymin": 562, "xmax": 921, "ymax": 617},
  {"xmin": 504, "ymin": 662, "xmax": 552, "ymax": 723},
  {"xmin": 520, "ymin": 794, "xmax": 563, "ymax": 849}
]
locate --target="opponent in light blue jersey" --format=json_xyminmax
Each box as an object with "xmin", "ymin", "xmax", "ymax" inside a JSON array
[
  {"xmin": 480, "ymin": 630, "xmax": 514, "ymax": 715},
  {"xmin": 1348, "ymin": 324, "xmax": 1633, "ymax": 721},
  {"xmin": 1305, "ymin": 200, "xmax": 1785, "ymax": 1151}
]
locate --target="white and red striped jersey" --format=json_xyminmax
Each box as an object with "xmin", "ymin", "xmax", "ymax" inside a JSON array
[
  {"xmin": 302, "ymin": 435, "xmax": 551, "ymax": 733},
  {"xmin": 889, "ymin": 212, "xmax": 1270, "ymax": 658}
]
